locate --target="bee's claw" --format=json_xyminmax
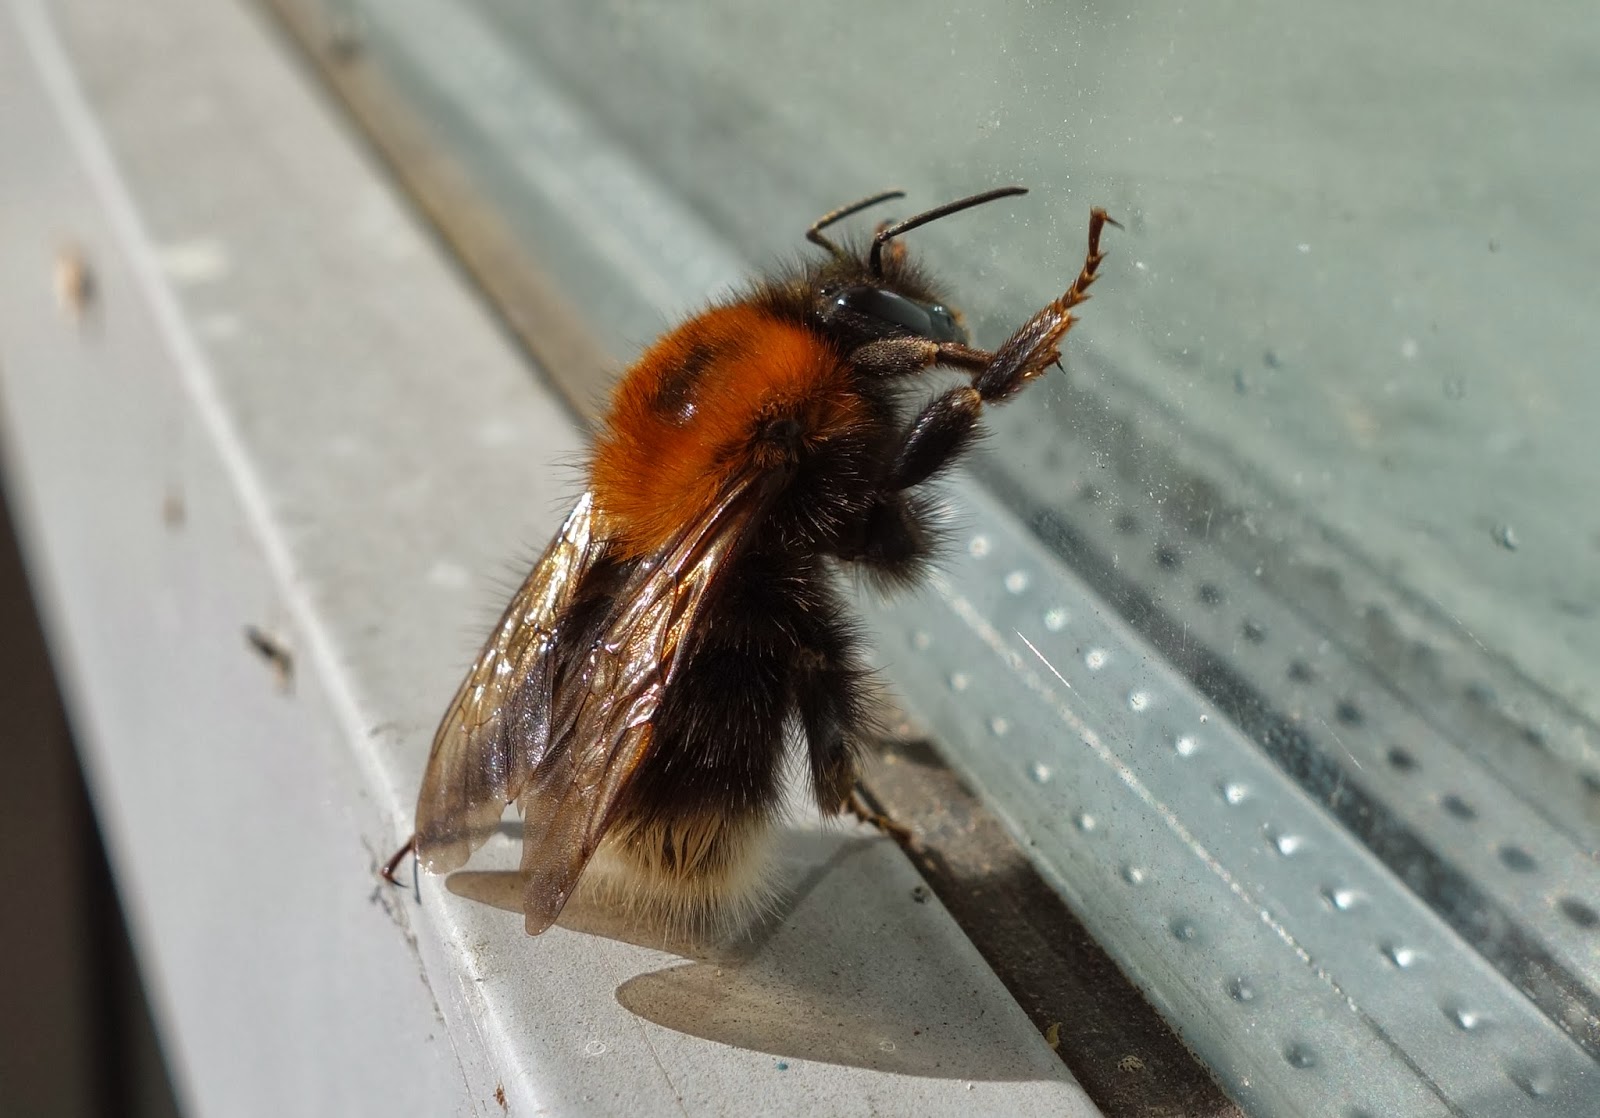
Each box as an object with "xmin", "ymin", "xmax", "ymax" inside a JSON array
[
  {"xmin": 847, "ymin": 788, "xmax": 916, "ymax": 846},
  {"xmin": 379, "ymin": 834, "xmax": 417, "ymax": 885}
]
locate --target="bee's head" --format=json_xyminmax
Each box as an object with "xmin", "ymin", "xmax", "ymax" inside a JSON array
[{"xmin": 802, "ymin": 186, "xmax": 1026, "ymax": 351}]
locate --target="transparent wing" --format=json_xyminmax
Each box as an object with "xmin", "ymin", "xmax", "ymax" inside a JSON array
[
  {"xmin": 515, "ymin": 467, "xmax": 782, "ymax": 934},
  {"xmin": 413, "ymin": 492, "xmax": 601, "ymax": 874}
]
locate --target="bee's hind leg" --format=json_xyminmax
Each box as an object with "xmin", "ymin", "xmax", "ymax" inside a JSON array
[{"xmin": 846, "ymin": 785, "xmax": 915, "ymax": 846}]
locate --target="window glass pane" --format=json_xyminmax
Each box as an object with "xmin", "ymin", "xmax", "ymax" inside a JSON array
[{"xmin": 289, "ymin": 0, "xmax": 1599, "ymax": 1108}]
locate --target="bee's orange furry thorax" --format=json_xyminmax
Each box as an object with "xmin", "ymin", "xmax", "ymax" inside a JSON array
[{"xmin": 591, "ymin": 304, "xmax": 865, "ymax": 557}]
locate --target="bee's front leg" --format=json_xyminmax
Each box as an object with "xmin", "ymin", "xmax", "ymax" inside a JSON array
[
  {"xmin": 851, "ymin": 205, "xmax": 1117, "ymax": 402},
  {"xmin": 972, "ymin": 206, "xmax": 1118, "ymax": 402},
  {"xmin": 848, "ymin": 210, "xmax": 1118, "ymax": 497}
]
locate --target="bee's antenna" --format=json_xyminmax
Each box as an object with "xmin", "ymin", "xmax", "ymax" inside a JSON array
[
  {"xmin": 806, "ymin": 189, "xmax": 906, "ymax": 258},
  {"xmin": 870, "ymin": 185, "xmax": 1028, "ymax": 277}
]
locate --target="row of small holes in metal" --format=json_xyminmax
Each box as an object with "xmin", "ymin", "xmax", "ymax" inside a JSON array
[
  {"xmin": 952, "ymin": 532, "xmax": 1571, "ymax": 1105},
  {"xmin": 1118, "ymin": 494, "xmax": 1600, "ymax": 798},
  {"xmin": 1089, "ymin": 492, "xmax": 1599, "ymax": 933}
]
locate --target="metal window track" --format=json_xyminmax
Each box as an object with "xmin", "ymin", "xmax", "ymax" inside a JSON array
[
  {"xmin": 860, "ymin": 480, "xmax": 1597, "ymax": 1115},
  {"xmin": 980, "ymin": 363, "xmax": 1600, "ymax": 1057}
]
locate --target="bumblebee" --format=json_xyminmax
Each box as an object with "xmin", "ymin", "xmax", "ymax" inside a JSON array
[{"xmin": 384, "ymin": 188, "xmax": 1116, "ymax": 936}]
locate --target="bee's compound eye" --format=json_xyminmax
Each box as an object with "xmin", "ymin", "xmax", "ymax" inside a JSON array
[
  {"xmin": 829, "ymin": 286, "xmax": 962, "ymax": 341},
  {"xmin": 925, "ymin": 304, "xmax": 965, "ymax": 344}
]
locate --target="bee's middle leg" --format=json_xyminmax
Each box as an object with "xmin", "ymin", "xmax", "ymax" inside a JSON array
[
  {"xmin": 789, "ymin": 589, "xmax": 875, "ymax": 816},
  {"xmin": 790, "ymin": 611, "xmax": 919, "ymax": 844}
]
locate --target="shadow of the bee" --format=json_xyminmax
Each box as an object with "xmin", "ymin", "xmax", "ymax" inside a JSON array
[{"xmin": 446, "ymin": 828, "xmax": 1062, "ymax": 1082}]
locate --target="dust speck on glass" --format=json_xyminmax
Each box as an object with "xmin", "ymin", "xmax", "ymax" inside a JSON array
[{"xmin": 295, "ymin": 0, "xmax": 1598, "ymax": 1111}]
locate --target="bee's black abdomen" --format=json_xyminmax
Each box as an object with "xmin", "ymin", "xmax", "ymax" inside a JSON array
[
  {"xmin": 576, "ymin": 555, "xmax": 869, "ymax": 935},
  {"xmin": 618, "ymin": 557, "xmax": 869, "ymax": 826},
  {"xmin": 635, "ymin": 640, "xmax": 792, "ymax": 819}
]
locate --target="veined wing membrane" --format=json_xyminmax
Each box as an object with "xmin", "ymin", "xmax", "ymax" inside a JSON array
[
  {"xmin": 516, "ymin": 467, "xmax": 783, "ymax": 934},
  {"xmin": 413, "ymin": 492, "xmax": 601, "ymax": 874}
]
